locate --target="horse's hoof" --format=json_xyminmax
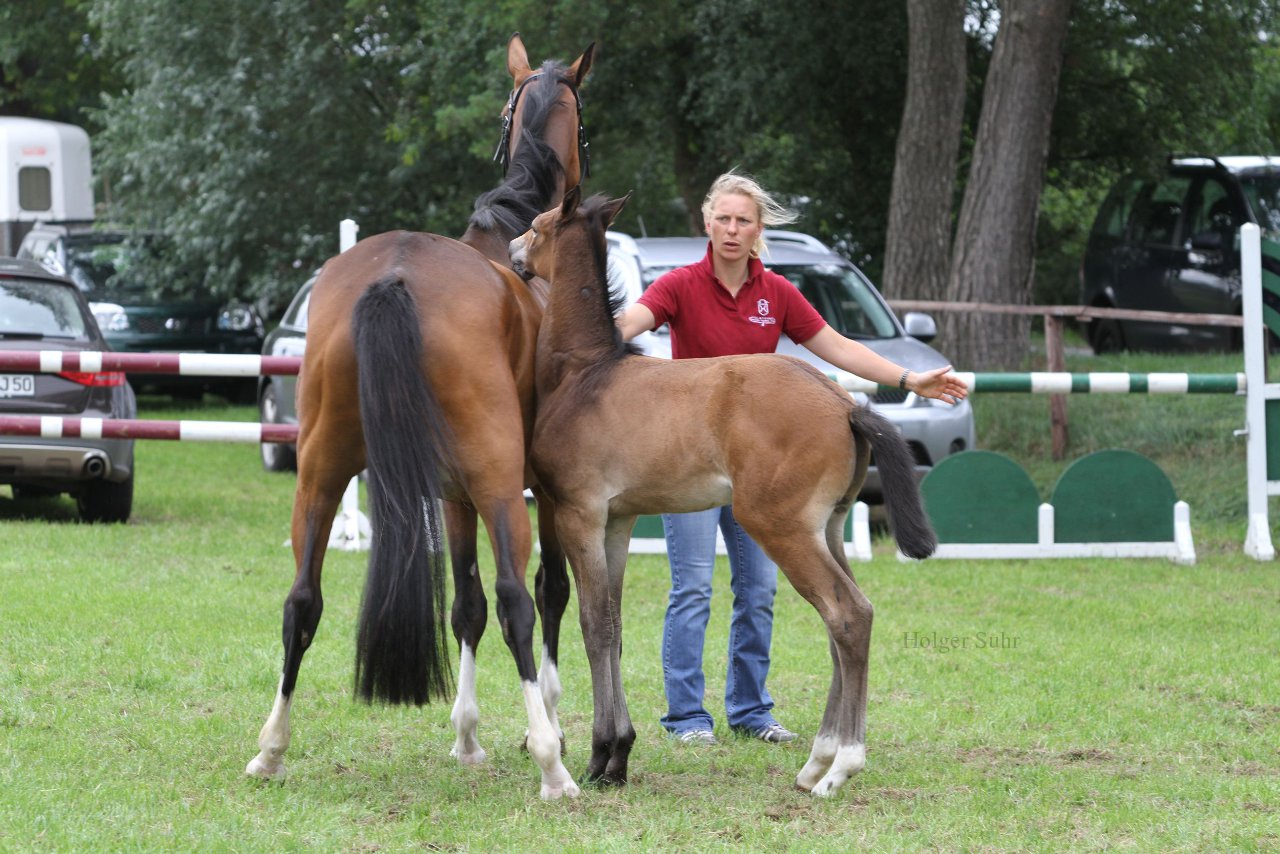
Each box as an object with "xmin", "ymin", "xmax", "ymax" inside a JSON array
[
  {"xmin": 245, "ymin": 754, "xmax": 285, "ymax": 780},
  {"xmin": 451, "ymin": 746, "xmax": 487, "ymax": 766},
  {"xmin": 810, "ymin": 777, "xmax": 841, "ymax": 798},
  {"xmin": 540, "ymin": 779, "xmax": 581, "ymax": 800}
]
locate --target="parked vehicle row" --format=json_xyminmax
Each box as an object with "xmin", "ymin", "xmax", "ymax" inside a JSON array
[{"xmin": 16, "ymin": 222, "xmax": 265, "ymax": 400}]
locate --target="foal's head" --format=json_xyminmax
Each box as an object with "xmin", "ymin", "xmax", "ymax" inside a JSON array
[
  {"xmin": 511, "ymin": 188, "xmax": 632, "ymax": 359},
  {"xmin": 511, "ymin": 187, "xmax": 628, "ymax": 287}
]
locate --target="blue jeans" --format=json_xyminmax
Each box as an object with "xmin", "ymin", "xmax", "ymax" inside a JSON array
[{"xmin": 659, "ymin": 505, "xmax": 780, "ymax": 734}]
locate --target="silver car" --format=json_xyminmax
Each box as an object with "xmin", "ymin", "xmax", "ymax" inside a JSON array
[
  {"xmin": 0, "ymin": 257, "xmax": 136, "ymax": 521},
  {"xmin": 606, "ymin": 230, "xmax": 976, "ymax": 499}
]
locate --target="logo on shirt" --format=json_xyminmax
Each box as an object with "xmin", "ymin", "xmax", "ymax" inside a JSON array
[{"xmin": 749, "ymin": 298, "xmax": 777, "ymax": 326}]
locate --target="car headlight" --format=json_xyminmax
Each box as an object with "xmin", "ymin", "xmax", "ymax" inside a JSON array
[
  {"xmin": 89, "ymin": 302, "xmax": 130, "ymax": 333},
  {"xmin": 218, "ymin": 302, "xmax": 263, "ymax": 335}
]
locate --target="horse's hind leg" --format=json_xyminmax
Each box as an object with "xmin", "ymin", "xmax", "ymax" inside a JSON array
[
  {"xmin": 445, "ymin": 500, "xmax": 488, "ymax": 766},
  {"xmin": 476, "ymin": 492, "xmax": 579, "ymax": 800},
  {"xmin": 246, "ymin": 430, "xmax": 358, "ymax": 780},
  {"xmin": 532, "ymin": 489, "xmax": 570, "ymax": 752}
]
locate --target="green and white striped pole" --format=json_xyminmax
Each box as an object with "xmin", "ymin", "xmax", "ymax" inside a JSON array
[{"xmin": 827, "ymin": 370, "xmax": 1245, "ymax": 395}]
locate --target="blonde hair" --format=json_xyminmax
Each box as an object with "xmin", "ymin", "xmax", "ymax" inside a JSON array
[{"xmin": 701, "ymin": 170, "xmax": 798, "ymax": 257}]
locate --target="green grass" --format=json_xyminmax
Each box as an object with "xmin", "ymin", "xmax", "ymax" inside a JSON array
[{"xmin": 1, "ymin": 359, "xmax": 1278, "ymax": 851}]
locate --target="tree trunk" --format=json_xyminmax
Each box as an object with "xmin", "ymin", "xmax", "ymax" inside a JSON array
[
  {"xmin": 883, "ymin": 0, "xmax": 966, "ymax": 303},
  {"xmin": 943, "ymin": 0, "xmax": 1074, "ymax": 371}
]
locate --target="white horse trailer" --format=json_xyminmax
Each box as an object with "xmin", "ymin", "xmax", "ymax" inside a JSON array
[{"xmin": 0, "ymin": 117, "xmax": 94, "ymax": 256}]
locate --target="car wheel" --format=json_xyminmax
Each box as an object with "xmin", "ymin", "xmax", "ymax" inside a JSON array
[
  {"xmin": 1089, "ymin": 318, "xmax": 1125, "ymax": 354},
  {"xmin": 77, "ymin": 471, "xmax": 134, "ymax": 523},
  {"xmin": 260, "ymin": 384, "xmax": 297, "ymax": 473}
]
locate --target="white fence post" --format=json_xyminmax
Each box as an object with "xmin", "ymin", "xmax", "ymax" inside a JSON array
[
  {"xmin": 329, "ymin": 218, "xmax": 370, "ymax": 552},
  {"xmin": 1240, "ymin": 223, "xmax": 1275, "ymax": 560}
]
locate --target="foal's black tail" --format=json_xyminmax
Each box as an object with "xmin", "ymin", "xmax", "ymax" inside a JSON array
[
  {"xmin": 352, "ymin": 278, "xmax": 454, "ymax": 704},
  {"xmin": 849, "ymin": 405, "xmax": 937, "ymax": 560}
]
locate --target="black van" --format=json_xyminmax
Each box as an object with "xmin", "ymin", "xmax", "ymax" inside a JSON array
[{"xmin": 1080, "ymin": 155, "xmax": 1280, "ymax": 353}]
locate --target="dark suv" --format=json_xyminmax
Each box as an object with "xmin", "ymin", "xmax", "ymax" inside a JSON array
[
  {"xmin": 1080, "ymin": 155, "xmax": 1280, "ymax": 353},
  {"xmin": 17, "ymin": 222, "xmax": 265, "ymax": 400}
]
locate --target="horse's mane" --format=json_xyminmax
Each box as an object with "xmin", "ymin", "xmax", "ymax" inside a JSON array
[
  {"xmin": 468, "ymin": 60, "xmax": 569, "ymax": 236},
  {"xmin": 581, "ymin": 194, "xmax": 644, "ymax": 360}
]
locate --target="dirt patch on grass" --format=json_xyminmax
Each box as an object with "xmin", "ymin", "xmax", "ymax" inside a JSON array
[{"xmin": 956, "ymin": 745, "xmax": 1120, "ymax": 770}]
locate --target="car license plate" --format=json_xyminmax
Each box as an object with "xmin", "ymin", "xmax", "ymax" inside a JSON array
[{"xmin": 0, "ymin": 374, "xmax": 35, "ymax": 397}]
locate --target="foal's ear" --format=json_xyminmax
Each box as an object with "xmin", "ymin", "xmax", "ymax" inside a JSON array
[
  {"xmin": 570, "ymin": 42, "xmax": 595, "ymax": 88},
  {"xmin": 507, "ymin": 32, "xmax": 532, "ymax": 83},
  {"xmin": 600, "ymin": 192, "xmax": 631, "ymax": 228},
  {"xmin": 560, "ymin": 185, "xmax": 582, "ymax": 220}
]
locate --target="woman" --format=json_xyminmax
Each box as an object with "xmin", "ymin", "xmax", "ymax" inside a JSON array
[{"xmin": 616, "ymin": 171, "xmax": 967, "ymax": 745}]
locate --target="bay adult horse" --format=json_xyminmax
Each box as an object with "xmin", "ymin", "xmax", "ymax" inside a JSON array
[
  {"xmin": 510, "ymin": 190, "xmax": 937, "ymax": 797},
  {"xmin": 244, "ymin": 34, "xmax": 592, "ymax": 800}
]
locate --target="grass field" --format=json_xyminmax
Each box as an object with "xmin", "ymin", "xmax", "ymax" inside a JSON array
[{"xmin": 1, "ymin": 343, "xmax": 1278, "ymax": 851}]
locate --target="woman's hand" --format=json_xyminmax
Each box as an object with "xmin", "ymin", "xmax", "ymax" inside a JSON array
[{"xmin": 908, "ymin": 365, "xmax": 968, "ymax": 405}]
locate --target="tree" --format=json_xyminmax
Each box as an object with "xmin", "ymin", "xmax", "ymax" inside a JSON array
[
  {"xmin": 883, "ymin": 0, "xmax": 967, "ymax": 303},
  {"xmin": 944, "ymin": 0, "xmax": 1074, "ymax": 371},
  {"xmin": 0, "ymin": 1, "xmax": 121, "ymax": 125}
]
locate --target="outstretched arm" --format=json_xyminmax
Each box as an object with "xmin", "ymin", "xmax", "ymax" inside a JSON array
[
  {"xmin": 616, "ymin": 303, "xmax": 657, "ymax": 343},
  {"xmin": 800, "ymin": 325, "xmax": 968, "ymax": 405}
]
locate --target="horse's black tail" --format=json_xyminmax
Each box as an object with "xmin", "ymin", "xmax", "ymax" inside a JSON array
[
  {"xmin": 351, "ymin": 277, "xmax": 454, "ymax": 705},
  {"xmin": 849, "ymin": 405, "xmax": 937, "ymax": 560}
]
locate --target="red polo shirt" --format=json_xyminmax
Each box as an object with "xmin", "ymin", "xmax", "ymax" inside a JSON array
[{"xmin": 636, "ymin": 244, "xmax": 827, "ymax": 359}]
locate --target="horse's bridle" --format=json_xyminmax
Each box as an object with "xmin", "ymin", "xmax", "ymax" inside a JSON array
[{"xmin": 492, "ymin": 71, "xmax": 591, "ymax": 179}]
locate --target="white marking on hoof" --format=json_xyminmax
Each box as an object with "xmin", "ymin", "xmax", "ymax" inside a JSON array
[
  {"xmin": 245, "ymin": 753, "xmax": 286, "ymax": 780},
  {"xmin": 540, "ymin": 773, "xmax": 582, "ymax": 800},
  {"xmin": 247, "ymin": 687, "xmax": 292, "ymax": 780},
  {"xmin": 795, "ymin": 734, "xmax": 838, "ymax": 791},
  {"xmin": 524, "ymin": 680, "xmax": 577, "ymax": 800},
  {"xmin": 811, "ymin": 743, "xmax": 866, "ymax": 797},
  {"xmin": 538, "ymin": 645, "xmax": 565, "ymax": 744},
  {"xmin": 450, "ymin": 643, "xmax": 486, "ymax": 765}
]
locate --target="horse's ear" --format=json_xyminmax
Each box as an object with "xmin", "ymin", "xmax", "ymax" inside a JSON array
[
  {"xmin": 570, "ymin": 42, "xmax": 595, "ymax": 88},
  {"xmin": 507, "ymin": 32, "xmax": 532, "ymax": 83},
  {"xmin": 560, "ymin": 186, "xmax": 582, "ymax": 220},
  {"xmin": 600, "ymin": 193, "xmax": 630, "ymax": 228}
]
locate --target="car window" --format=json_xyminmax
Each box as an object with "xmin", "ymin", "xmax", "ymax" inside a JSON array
[
  {"xmin": 1239, "ymin": 174, "xmax": 1280, "ymax": 236},
  {"xmin": 1129, "ymin": 176, "xmax": 1193, "ymax": 246},
  {"xmin": 775, "ymin": 264, "xmax": 897, "ymax": 339},
  {"xmin": 1092, "ymin": 176, "xmax": 1144, "ymax": 239},
  {"xmin": 0, "ymin": 280, "xmax": 89, "ymax": 338},
  {"xmin": 1186, "ymin": 178, "xmax": 1240, "ymax": 243},
  {"xmin": 282, "ymin": 278, "xmax": 314, "ymax": 330}
]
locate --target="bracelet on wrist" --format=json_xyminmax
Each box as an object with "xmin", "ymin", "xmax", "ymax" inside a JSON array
[{"xmin": 898, "ymin": 369, "xmax": 910, "ymax": 391}]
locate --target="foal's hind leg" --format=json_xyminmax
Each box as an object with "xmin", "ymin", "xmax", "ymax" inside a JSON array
[
  {"xmin": 246, "ymin": 429, "xmax": 360, "ymax": 780},
  {"xmin": 747, "ymin": 518, "xmax": 872, "ymax": 798},
  {"xmin": 445, "ymin": 500, "xmax": 488, "ymax": 766}
]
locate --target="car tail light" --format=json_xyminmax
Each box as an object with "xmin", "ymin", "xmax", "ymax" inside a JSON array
[{"xmin": 57, "ymin": 370, "xmax": 127, "ymax": 387}]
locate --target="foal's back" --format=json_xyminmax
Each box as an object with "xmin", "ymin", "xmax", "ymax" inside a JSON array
[{"xmin": 532, "ymin": 349, "xmax": 863, "ymax": 518}]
